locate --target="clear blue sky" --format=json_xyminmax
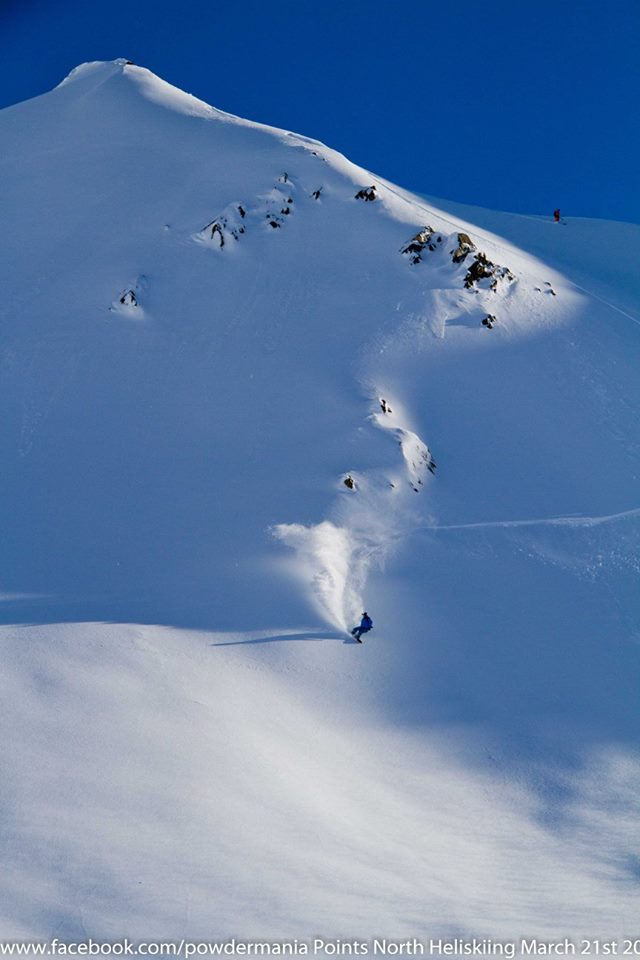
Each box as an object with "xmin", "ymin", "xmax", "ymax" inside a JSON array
[{"xmin": 2, "ymin": 0, "xmax": 638, "ymax": 221}]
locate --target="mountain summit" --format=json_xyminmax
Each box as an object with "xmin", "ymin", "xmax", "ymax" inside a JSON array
[{"xmin": 1, "ymin": 62, "xmax": 639, "ymax": 939}]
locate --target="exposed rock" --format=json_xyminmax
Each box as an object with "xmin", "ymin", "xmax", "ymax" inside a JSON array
[
  {"xmin": 464, "ymin": 252, "xmax": 494, "ymax": 286},
  {"xmin": 451, "ymin": 233, "xmax": 475, "ymax": 263},
  {"xmin": 355, "ymin": 185, "xmax": 377, "ymax": 202},
  {"xmin": 463, "ymin": 252, "xmax": 515, "ymax": 290},
  {"xmin": 343, "ymin": 475, "xmax": 356, "ymax": 490},
  {"xmin": 399, "ymin": 433, "xmax": 437, "ymax": 490},
  {"xmin": 379, "ymin": 397, "xmax": 392, "ymax": 414},
  {"xmin": 263, "ymin": 186, "xmax": 294, "ymax": 230},
  {"xmin": 481, "ymin": 314, "xmax": 497, "ymax": 329},
  {"xmin": 489, "ymin": 266, "xmax": 515, "ymax": 290},
  {"xmin": 110, "ymin": 285, "xmax": 142, "ymax": 314},
  {"xmin": 201, "ymin": 211, "xmax": 245, "ymax": 248},
  {"xmin": 209, "ymin": 222, "xmax": 225, "ymax": 247},
  {"xmin": 401, "ymin": 226, "xmax": 437, "ymax": 264},
  {"xmin": 198, "ymin": 185, "xmax": 298, "ymax": 249},
  {"xmin": 311, "ymin": 188, "xmax": 322, "ymax": 200}
]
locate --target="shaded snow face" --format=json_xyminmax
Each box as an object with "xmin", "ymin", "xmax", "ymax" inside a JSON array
[
  {"xmin": 2, "ymin": 621, "xmax": 640, "ymax": 940},
  {"xmin": 1, "ymin": 60, "xmax": 640, "ymax": 940}
]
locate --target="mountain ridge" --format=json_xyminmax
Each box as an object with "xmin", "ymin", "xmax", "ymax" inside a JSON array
[{"xmin": 1, "ymin": 61, "xmax": 639, "ymax": 940}]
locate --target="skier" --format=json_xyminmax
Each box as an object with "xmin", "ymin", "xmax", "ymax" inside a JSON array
[
  {"xmin": 554, "ymin": 208, "xmax": 561, "ymax": 223},
  {"xmin": 351, "ymin": 612, "xmax": 373, "ymax": 643}
]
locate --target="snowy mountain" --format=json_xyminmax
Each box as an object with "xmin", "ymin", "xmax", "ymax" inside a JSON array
[{"xmin": 1, "ymin": 60, "xmax": 639, "ymax": 942}]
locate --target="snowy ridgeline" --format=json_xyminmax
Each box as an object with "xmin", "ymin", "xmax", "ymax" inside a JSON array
[{"xmin": 1, "ymin": 59, "xmax": 640, "ymax": 941}]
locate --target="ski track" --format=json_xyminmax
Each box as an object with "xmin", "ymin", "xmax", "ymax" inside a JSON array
[
  {"xmin": 564, "ymin": 279, "xmax": 640, "ymax": 327},
  {"xmin": 419, "ymin": 505, "xmax": 640, "ymax": 534}
]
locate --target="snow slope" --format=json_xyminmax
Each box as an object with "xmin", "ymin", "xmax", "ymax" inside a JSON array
[
  {"xmin": 421, "ymin": 193, "xmax": 640, "ymax": 321},
  {"xmin": 1, "ymin": 60, "xmax": 639, "ymax": 941}
]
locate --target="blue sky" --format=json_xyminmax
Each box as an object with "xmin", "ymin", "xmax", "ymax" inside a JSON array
[{"xmin": 2, "ymin": 0, "xmax": 638, "ymax": 221}]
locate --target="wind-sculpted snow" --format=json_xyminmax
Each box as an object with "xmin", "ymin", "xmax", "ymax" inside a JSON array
[
  {"xmin": 372, "ymin": 396, "xmax": 437, "ymax": 492},
  {"xmin": 1, "ymin": 60, "xmax": 639, "ymax": 940}
]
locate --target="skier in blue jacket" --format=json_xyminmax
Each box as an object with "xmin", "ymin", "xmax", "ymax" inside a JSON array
[{"xmin": 351, "ymin": 612, "xmax": 373, "ymax": 642}]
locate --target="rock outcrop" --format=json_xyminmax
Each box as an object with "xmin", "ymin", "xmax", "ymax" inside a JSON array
[
  {"xmin": 200, "ymin": 205, "xmax": 247, "ymax": 248},
  {"xmin": 119, "ymin": 290, "xmax": 137, "ymax": 307},
  {"xmin": 401, "ymin": 226, "xmax": 443, "ymax": 264},
  {"xmin": 355, "ymin": 185, "xmax": 377, "ymax": 202},
  {"xmin": 451, "ymin": 233, "xmax": 475, "ymax": 263},
  {"xmin": 463, "ymin": 253, "xmax": 515, "ymax": 290}
]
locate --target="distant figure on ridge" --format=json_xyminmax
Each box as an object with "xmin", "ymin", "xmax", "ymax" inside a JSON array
[
  {"xmin": 554, "ymin": 208, "xmax": 561, "ymax": 223},
  {"xmin": 351, "ymin": 612, "xmax": 373, "ymax": 643}
]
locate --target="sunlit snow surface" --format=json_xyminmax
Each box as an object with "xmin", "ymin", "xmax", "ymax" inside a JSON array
[{"xmin": 1, "ymin": 61, "xmax": 639, "ymax": 940}]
